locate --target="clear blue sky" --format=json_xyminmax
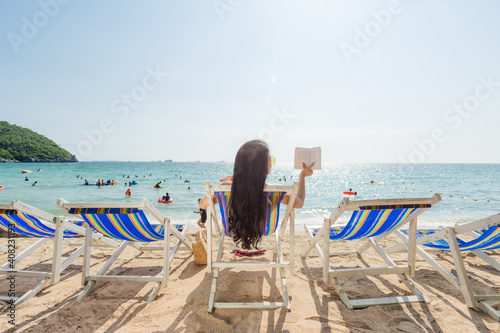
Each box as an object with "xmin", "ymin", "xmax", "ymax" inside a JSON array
[{"xmin": 1, "ymin": 0, "xmax": 499, "ymax": 163}]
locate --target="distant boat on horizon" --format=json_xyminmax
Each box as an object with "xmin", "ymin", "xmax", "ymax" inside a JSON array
[
  {"xmin": 195, "ymin": 160, "xmax": 200, "ymax": 163},
  {"xmin": 164, "ymin": 159, "xmax": 173, "ymax": 162}
]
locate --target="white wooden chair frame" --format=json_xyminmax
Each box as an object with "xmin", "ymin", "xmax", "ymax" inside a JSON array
[
  {"xmin": 57, "ymin": 198, "xmax": 192, "ymax": 305},
  {"xmin": 205, "ymin": 181, "xmax": 298, "ymax": 313},
  {"xmin": 0, "ymin": 201, "xmax": 119, "ymax": 306},
  {"xmin": 386, "ymin": 214, "xmax": 500, "ymax": 321},
  {"xmin": 301, "ymin": 194, "xmax": 442, "ymax": 309}
]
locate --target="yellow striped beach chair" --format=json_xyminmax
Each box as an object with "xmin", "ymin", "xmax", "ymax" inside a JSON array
[
  {"xmin": 204, "ymin": 181, "xmax": 298, "ymax": 313},
  {"xmin": 57, "ymin": 198, "xmax": 192, "ymax": 305},
  {"xmin": 0, "ymin": 201, "xmax": 119, "ymax": 306},
  {"xmin": 388, "ymin": 214, "xmax": 500, "ymax": 321},
  {"xmin": 301, "ymin": 194, "xmax": 441, "ymax": 309}
]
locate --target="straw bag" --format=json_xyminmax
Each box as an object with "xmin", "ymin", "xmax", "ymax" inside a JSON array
[{"xmin": 193, "ymin": 229, "xmax": 207, "ymax": 265}]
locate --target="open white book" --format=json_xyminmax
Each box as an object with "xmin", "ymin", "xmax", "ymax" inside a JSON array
[{"xmin": 294, "ymin": 147, "xmax": 321, "ymax": 170}]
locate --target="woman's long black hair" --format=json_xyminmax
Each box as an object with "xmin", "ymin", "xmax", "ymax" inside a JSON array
[{"xmin": 228, "ymin": 140, "xmax": 269, "ymax": 250}]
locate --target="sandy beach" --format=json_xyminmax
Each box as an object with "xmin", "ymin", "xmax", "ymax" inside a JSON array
[
  {"xmin": 1, "ymin": 230, "xmax": 499, "ymax": 332},
  {"xmin": 2, "ymin": 1, "xmax": 500, "ymax": 331}
]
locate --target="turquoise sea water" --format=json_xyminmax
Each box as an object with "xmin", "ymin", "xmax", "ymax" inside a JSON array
[{"xmin": 0, "ymin": 162, "xmax": 499, "ymax": 228}]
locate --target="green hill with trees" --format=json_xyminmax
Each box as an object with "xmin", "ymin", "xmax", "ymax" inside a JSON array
[{"xmin": 0, "ymin": 121, "xmax": 77, "ymax": 162}]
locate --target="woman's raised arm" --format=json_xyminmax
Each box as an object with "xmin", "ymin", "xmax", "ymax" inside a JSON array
[{"xmin": 282, "ymin": 162, "xmax": 315, "ymax": 209}]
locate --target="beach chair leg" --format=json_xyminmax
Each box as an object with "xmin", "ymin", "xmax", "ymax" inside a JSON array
[
  {"xmin": 473, "ymin": 251, "xmax": 500, "ymax": 271},
  {"xmin": 208, "ymin": 268, "xmax": 219, "ymax": 313},
  {"xmin": 280, "ymin": 267, "xmax": 290, "ymax": 311},
  {"xmin": 82, "ymin": 224, "xmax": 93, "ymax": 286},
  {"xmin": 330, "ymin": 276, "xmax": 353, "ymax": 310},
  {"xmin": 51, "ymin": 217, "xmax": 64, "ymax": 283},
  {"xmin": 446, "ymin": 228, "xmax": 478, "ymax": 309},
  {"xmin": 407, "ymin": 217, "xmax": 418, "ymax": 277},
  {"xmin": 163, "ymin": 218, "xmax": 170, "ymax": 287},
  {"xmin": 207, "ymin": 204, "xmax": 213, "ymax": 273},
  {"xmin": 14, "ymin": 277, "xmax": 51, "ymax": 306},
  {"xmin": 77, "ymin": 281, "xmax": 96, "ymax": 301},
  {"xmin": 147, "ymin": 281, "xmax": 162, "ymax": 306},
  {"xmin": 275, "ymin": 232, "xmax": 291, "ymax": 311},
  {"xmin": 477, "ymin": 301, "xmax": 500, "ymax": 321},
  {"xmin": 208, "ymin": 233, "xmax": 227, "ymax": 313},
  {"xmin": 323, "ymin": 222, "xmax": 330, "ymax": 283}
]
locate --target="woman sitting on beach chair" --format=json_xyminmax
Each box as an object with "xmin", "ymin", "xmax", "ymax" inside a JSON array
[{"xmin": 198, "ymin": 139, "xmax": 314, "ymax": 250}]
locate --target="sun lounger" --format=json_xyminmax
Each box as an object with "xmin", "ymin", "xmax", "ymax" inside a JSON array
[
  {"xmin": 388, "ymin": 214, "xmax": 500, "ymax": 321},
  {"xmin": 57, "ymin": 198, "xmax": 192, "ymax": 305},
  {"xmin": 301, "ymin": 194, "xmax": 441, "ymax": 309},
  {"xmin": 0, "ymin": 201, "xmax": 119, "ymax": 306},
  {"xmin": 205, "ymin": 181, "xmax": 298, "ymax": 313}
]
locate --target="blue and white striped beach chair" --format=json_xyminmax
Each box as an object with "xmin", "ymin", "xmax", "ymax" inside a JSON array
[
  {"xmin": 57, "ymin": 198, "xmax": 192, "ymax": 305},
  {"xmin": 301, "ymin": 194, "xmax": 442, "ymax": 309},
  {"xmin": 205, "ymin": 181, "xmax": 298, "ymax": 313},
  {"xmin": 0, "ymin": 201, "xmax": 117, "ymax": 306},
  {"xmin": 390, "ymin": 214, "xmax": 500, "ymax": 321}
]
